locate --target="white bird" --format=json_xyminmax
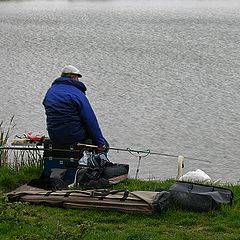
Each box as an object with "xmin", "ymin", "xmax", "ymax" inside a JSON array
[{"xmin": 176, "ymin": 156, "xmax": 211, "ymax": 183}]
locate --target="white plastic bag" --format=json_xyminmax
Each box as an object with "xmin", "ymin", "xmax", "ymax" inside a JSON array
[{"xmin": 78, "ymin": 150, "xmax": 92, "ymax": 166}]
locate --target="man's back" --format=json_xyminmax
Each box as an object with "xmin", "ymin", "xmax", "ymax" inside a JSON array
[{"xmin": 43, "ymin": 76, "xmax": 105, "ymax": 146}]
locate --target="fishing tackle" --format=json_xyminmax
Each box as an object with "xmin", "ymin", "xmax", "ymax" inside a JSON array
[{"xmin": 0, "ymin": 144, "xmax": 212, "ymax": 164}]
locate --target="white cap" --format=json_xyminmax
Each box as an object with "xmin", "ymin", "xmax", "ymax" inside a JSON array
[{"xmin": 61, "ymin": 65, "xmax": 82, "ymax": 77}]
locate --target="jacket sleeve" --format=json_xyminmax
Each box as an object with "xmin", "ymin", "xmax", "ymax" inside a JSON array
[{"xmin": 74, "ymin": 93, "xmax": 105, "ymax": 146}]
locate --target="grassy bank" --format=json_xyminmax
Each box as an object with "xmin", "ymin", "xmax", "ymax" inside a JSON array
[{"xmin": 0, "ymin": 166, "xmax": 240, "ymax": 240}]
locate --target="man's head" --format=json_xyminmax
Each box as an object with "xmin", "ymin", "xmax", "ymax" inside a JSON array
[{"xmin": 61, "ymin": 65, "xmax": 82, "ymax": 80}]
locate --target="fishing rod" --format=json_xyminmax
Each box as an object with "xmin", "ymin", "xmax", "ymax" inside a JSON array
[
  {"xmin": 0, "ymin": 143, "xmax": 212, "ymax": 164},
  {"xmin": 107, "ymin": 146, "xmax": 211, "ymax": 163}
]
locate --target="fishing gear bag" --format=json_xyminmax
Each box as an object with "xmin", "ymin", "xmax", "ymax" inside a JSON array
[
  {"xmin": 159, "ymin": 181, "xmax": 233, "ymax": 212},
  {"xmin": 72, "ymin": 151, "xmax": 129, "ymax": 189},
  {"xmin": 7, "ymin": 187, "xmax": 171, "ymax": 214}
]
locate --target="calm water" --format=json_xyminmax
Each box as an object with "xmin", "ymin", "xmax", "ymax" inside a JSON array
[{"xmin": 1, "ymin": 0, "xmax": 240, "ymax": 182}]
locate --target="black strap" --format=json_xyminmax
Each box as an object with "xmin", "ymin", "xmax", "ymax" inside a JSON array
[
  {"xmin": 187, "ymin": 184, "xmax": 193, "ymax": 192},
  {"xmin": 44, "ymin": 191, "xmax": 53, "ymax": 196},
  {"xmin": 120, "ymin": 190, "xmax": 130, "ymax": 201}
]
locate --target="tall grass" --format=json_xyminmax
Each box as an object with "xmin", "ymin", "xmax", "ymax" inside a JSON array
[
  {"xmin": 0, "ymin": 116, "xmax": 15, "ymax": 166},
  {"xmin": 0, "ymin": 117, "xmax": 43, "ymax": 170},
  {"xmin": 0, "ymin": 116, "xmax": 15, "ymax": 146},
  {"xmin": 10, "ymin": 147, "xmax": 43, "ymax": 170}
]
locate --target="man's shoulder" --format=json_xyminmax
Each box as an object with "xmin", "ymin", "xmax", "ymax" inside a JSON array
[{"xmin": 46, "ymin": 83, "xmax": 88, "ymax": 104}]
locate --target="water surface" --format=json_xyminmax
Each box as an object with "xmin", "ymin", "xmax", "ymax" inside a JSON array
[{"xmin": 1, "ymin": 0, "xmax": 240, "ymax": 182}]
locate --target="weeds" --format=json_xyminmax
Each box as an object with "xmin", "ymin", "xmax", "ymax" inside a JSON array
[
  {"xmin": 0, "ymin": 116, "xmax": 15, "ymax": 146},
  {"xmin": 0, "ymin": 117, "xmax": 43, "ymax": 170},
  {"xmin": 0, "ymin": 116, "xmax": 15, "ymax": 166}
]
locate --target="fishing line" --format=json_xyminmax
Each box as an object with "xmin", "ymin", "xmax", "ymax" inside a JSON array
[{"xmin": 109, "ymin": 147, "xmax": 211, "ymax": 164}]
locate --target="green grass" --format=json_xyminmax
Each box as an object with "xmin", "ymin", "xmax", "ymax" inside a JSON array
[
  {"xmin": 0, "ymin": 166, "xmax": 240, "ymax": 240},
  {"xmin": 0, "ymin": 164, "xmax": 42, "ymax": 193}
]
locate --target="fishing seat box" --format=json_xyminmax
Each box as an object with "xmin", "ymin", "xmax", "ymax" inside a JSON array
[{"xmin": 43, "ymin": 140, "xmax": 84, "ymax": 183}]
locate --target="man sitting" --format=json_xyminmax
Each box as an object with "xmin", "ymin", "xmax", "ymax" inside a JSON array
[{"xmin": 42, "ymin": 65, "xmax": 106, "ymax": 152}]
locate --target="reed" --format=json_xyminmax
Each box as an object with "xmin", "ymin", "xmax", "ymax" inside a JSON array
[
  {"xmin": 0, "ymin": 117, "xmax": 43, "ymax": 169},
  {"xmin": 10, "ymin": 147, "xmax": 43, "ymax": 170},
  {"xmin": 0, "ymin": 116, "xmax": 15, "ymax": 166}
]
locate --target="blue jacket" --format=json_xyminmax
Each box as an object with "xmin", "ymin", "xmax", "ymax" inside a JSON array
[{"xmin": 42, "ymin": 77, "xmax": 105, "ymax": 146}]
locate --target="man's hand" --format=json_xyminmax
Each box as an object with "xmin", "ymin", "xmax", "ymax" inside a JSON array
[{"xmin": 97, "ymin": 145, "xmax": 106, "ymax": 153}]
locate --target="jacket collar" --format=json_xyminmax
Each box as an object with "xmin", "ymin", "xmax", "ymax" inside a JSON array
[{"xmin": 52, "ymin": 77, "xmax": 87, "ymax": 94}]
